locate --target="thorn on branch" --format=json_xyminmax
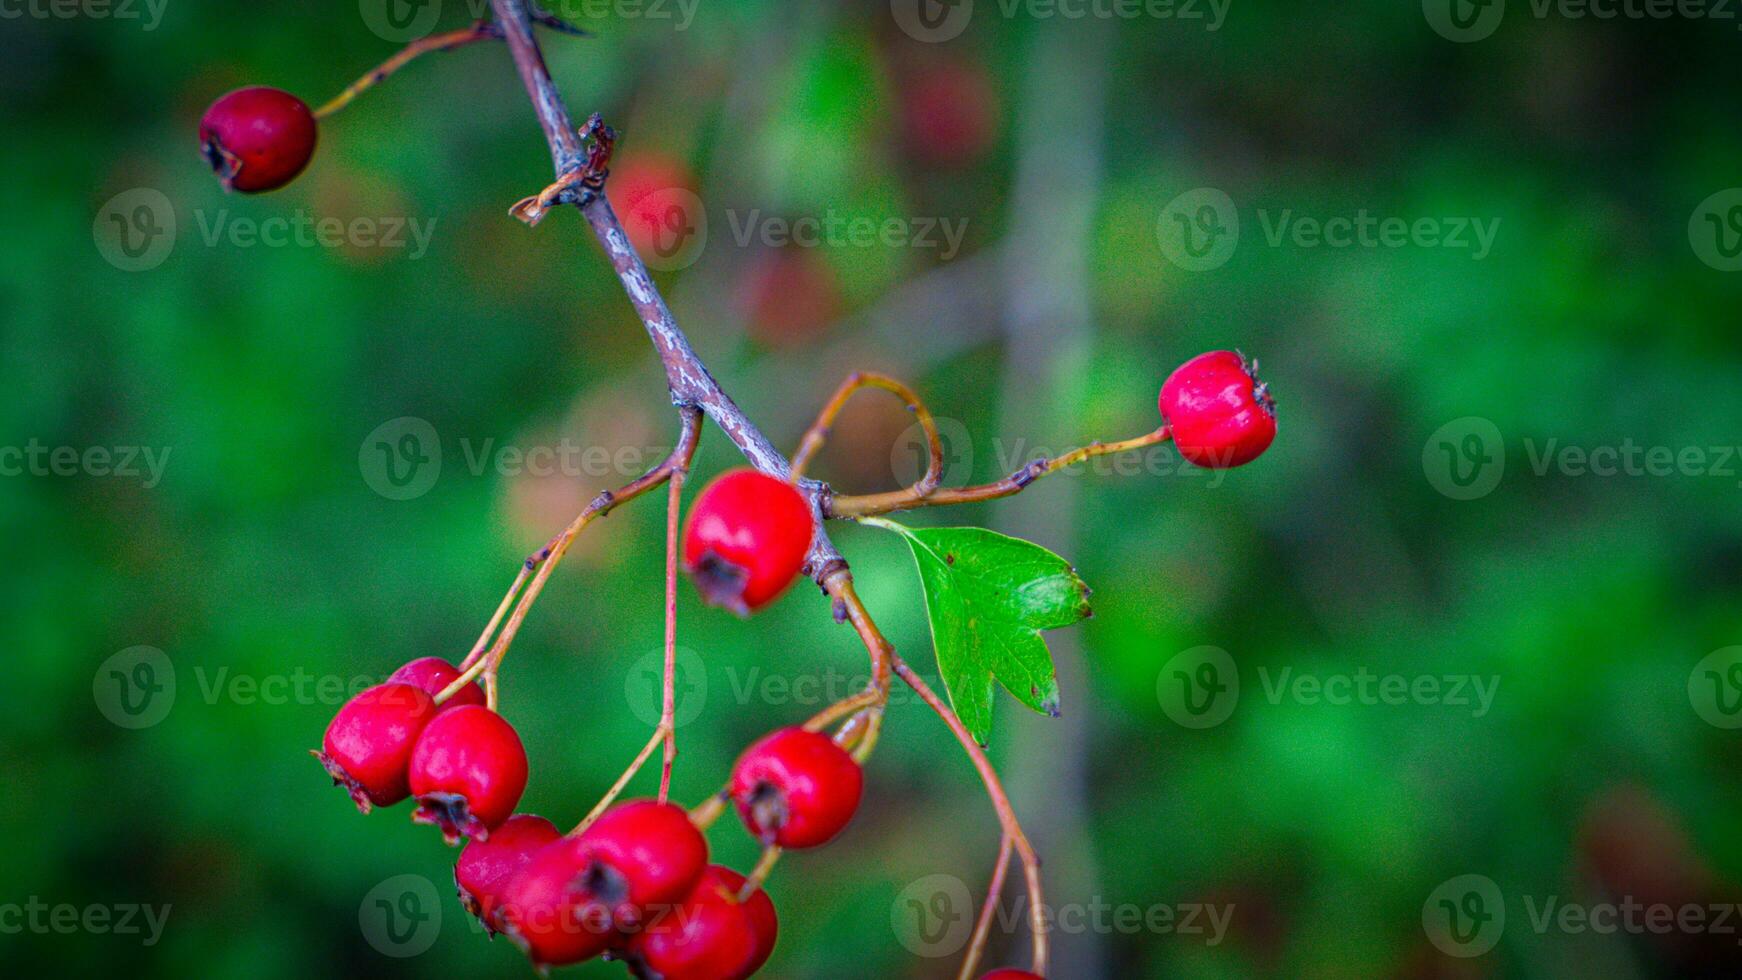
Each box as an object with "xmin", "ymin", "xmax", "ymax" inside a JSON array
[{"xmin": 528, "ymin": 5, "xmax": 593, "ymax": 36}]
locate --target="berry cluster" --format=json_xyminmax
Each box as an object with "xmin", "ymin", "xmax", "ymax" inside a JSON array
[
  {"xmin": 318, "ymin": 658, "xmax": 862, "ymax": 977},
  {"xmin": 313, "ymin": 471, "xmax": 877, "ymax": 976}
]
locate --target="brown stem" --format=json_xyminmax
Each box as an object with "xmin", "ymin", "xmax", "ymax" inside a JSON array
[
  {"xmin": 316, "ymin": 21, "xmax": 503, "ymax": 119},
  {"xmin": 486, "ymin": 0, "xmax": 851, "ymax": 586},
  {"xmin": 790, "ymin": 372, "xmax": 944, "ymax": 504},
  {"xmin": 832, "ymin": 425, "xmax": 1172, "ymax": 519},
  {"xmin": 658, "ymin": 465, "xmax": 686, "ymax": 804},
  {"xmin": 434, "ymin": 408, "xmax": 702, "ymax": 705},
  {"xmin": 891, "ymin": 653, "xmax": 1047, "ymax": 975},
  {"xmin": 958, "ymin": 834, "xmax": 1014, "ymax": 980},
  {"xmin": 573, "ymin": 723, "xmax": 668, "ymax": 836}
]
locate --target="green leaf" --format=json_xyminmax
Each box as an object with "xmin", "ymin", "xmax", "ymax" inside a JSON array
[{"xmin": 870, "ymin": 520, "xmax": 1092, "ymax": 744}]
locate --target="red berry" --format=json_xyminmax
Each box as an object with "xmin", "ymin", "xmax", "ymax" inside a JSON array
[
  {"xmin": 408, "ymin": 705, "xmax": 529, "ymax": 844},
  {"xmin": 456, "ymin": 813, "xmax": 561, "ymax": 935},
  {"xmin": 568, "ymin": 799, "xmax": 710, "ymax": 925},
  {"xmin": 498, "ymin": 842, "xmax": 616, "ymax": 968},
  {"xmin": 1158, "ymin": 350, "xmax": 1276, "ymax": 468},
  {"xmin": 498, "ymin": 800, "xmax": 708, "ymax": 968},
  {"xmin": 198, "ymin": 86, "xmax": 317, "ymax": 193},
  {"xmin": 979, "ymin": 971, "xmax": 1043, "ymax": 979},
  {"xmin": 388, "ymin": 656, "xmax": 485, "ymax": 711},
  {"xmin": 314, "ymin": 682, "xmax": 436, "ymax": 812},
  {"xmin": 729, "ymin": 728, "xmax": 862, "ymax": 849},
  {"xmin": 625, "ymin": 865, "xmax": 777, "ymax": 980},
  {"xmin": 682, "ymin": 469, "xmax": 815, "ymax": 614}
]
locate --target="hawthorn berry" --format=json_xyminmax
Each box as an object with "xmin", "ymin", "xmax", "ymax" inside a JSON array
[
  {"xmin": 625, "ymin": 865, "xmax": 778, "ymax": 980},
  {"xmin": 198, "ymin": 86, "xmax": 317, "ymax": 193},
  {"xmin": 498, "ymin": 842, "xmax": 616, "ymax": 968},
  {"xmin": 682, "ymin": 469, "xmax": 815, "ymax": 614},
  {"xmin": 455, "ymin": 813, "xmax": 562, "ymax": 935},
  {"xmin": 567, "ymin": 799, "xmax": 710, "ymax": 924},
  {"xmin": 498, "ymin": 799, "xmax": 709, "ymax": 968},
  {"xmin": 1158, "ymin": 350, "xmax": 1276, "ymax": 469},
  {"xmin": 388, "ymin": 656, "xmax": 485, "ymax": 711},
  {"xmin": 408, "ymin": 704, "xmax": 529, "ymax": 843},
  {"xmin": 729, "ymin": 727, "xmax": 863, "ymax": 849},
  {"xmin": 315, "ymin": 682, "xmax": 437, "ymax": 812}
]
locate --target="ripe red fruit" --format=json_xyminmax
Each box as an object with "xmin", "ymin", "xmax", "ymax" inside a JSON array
[
  {"xmin": 198, "ymin": 86, "xmax": 317, "ymax": 193},
  {"xmin": 729, "ymin": 727, "xmax": 863, "ymax": 849},
  {"xmin": 388, "ymin": 656, "xmax": 485, "ymax": 711},
  {"xmin": 456, "ymin": 813, "xmax": 562, "ymax": 935},
  {"xmin": 1158, "ymin": 350, "xmax": 1277, "ymax": 468},
  {"xmin": 626, "ymin": 865, "xmax": 778, "ymax": 980},
  {"xmin": 315, "ymin": 682, "xmax": 437, "ymax": 812},
  {"xmin": 682, "ymin": 469, "xmax": 815, "ymax": 614},
  {"xmin": 498, "ymin": 842, "xmax": 616, "ymax": 968},
  {"xmin": 979, "ymin": 971, "xmax": 1043, "ymax": 979},
  {"xmin": 498, "ymin": 799, "xmax": 708, "ymax": 968},
  {"xmin": 408, "ymin": 705, "xmax": 529, "ymax": 843},
  {"xmin": 568, "ymin": 799, "xmax": 710, "ymax": 925}
]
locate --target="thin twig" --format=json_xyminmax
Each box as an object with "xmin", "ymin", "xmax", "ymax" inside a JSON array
[
  {"xmin": 658, "ymin": 464, "xmax": 686, "ymax": 803},
  {"xmin": 959, "ymin": 834, "xmax": 1014, "ymax": 980},
  {"xmin": 573, "ymin": 724, "xmax": 668, "ymax": 836},
  {"xmin": 433, "ymin": 408, "xmax": 702, "ymax": 705},
  {"xmin": 315, "ymin": 21, "xmax": 503, "ymax": 119},
  {"xmin": 832, "ymin": 425, "xmax": 1172, "ymax": 518},
  {"xmin": 791, "ymin": 372, "xmax": 944, "ymax": 506},
  {"xmin": 892, "ymin": 653, "xmax": 1048, "ymax": 975}
]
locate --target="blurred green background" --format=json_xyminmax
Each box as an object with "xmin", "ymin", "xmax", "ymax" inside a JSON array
[{"xmin": 6, "ymin": 0, "xmax": 1742, "ymax": 977}]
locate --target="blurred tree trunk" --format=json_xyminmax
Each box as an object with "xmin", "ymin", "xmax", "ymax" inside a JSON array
[{"xmin": 996, "ymin": 16, "xmax": 1114, "ymax": 980}]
